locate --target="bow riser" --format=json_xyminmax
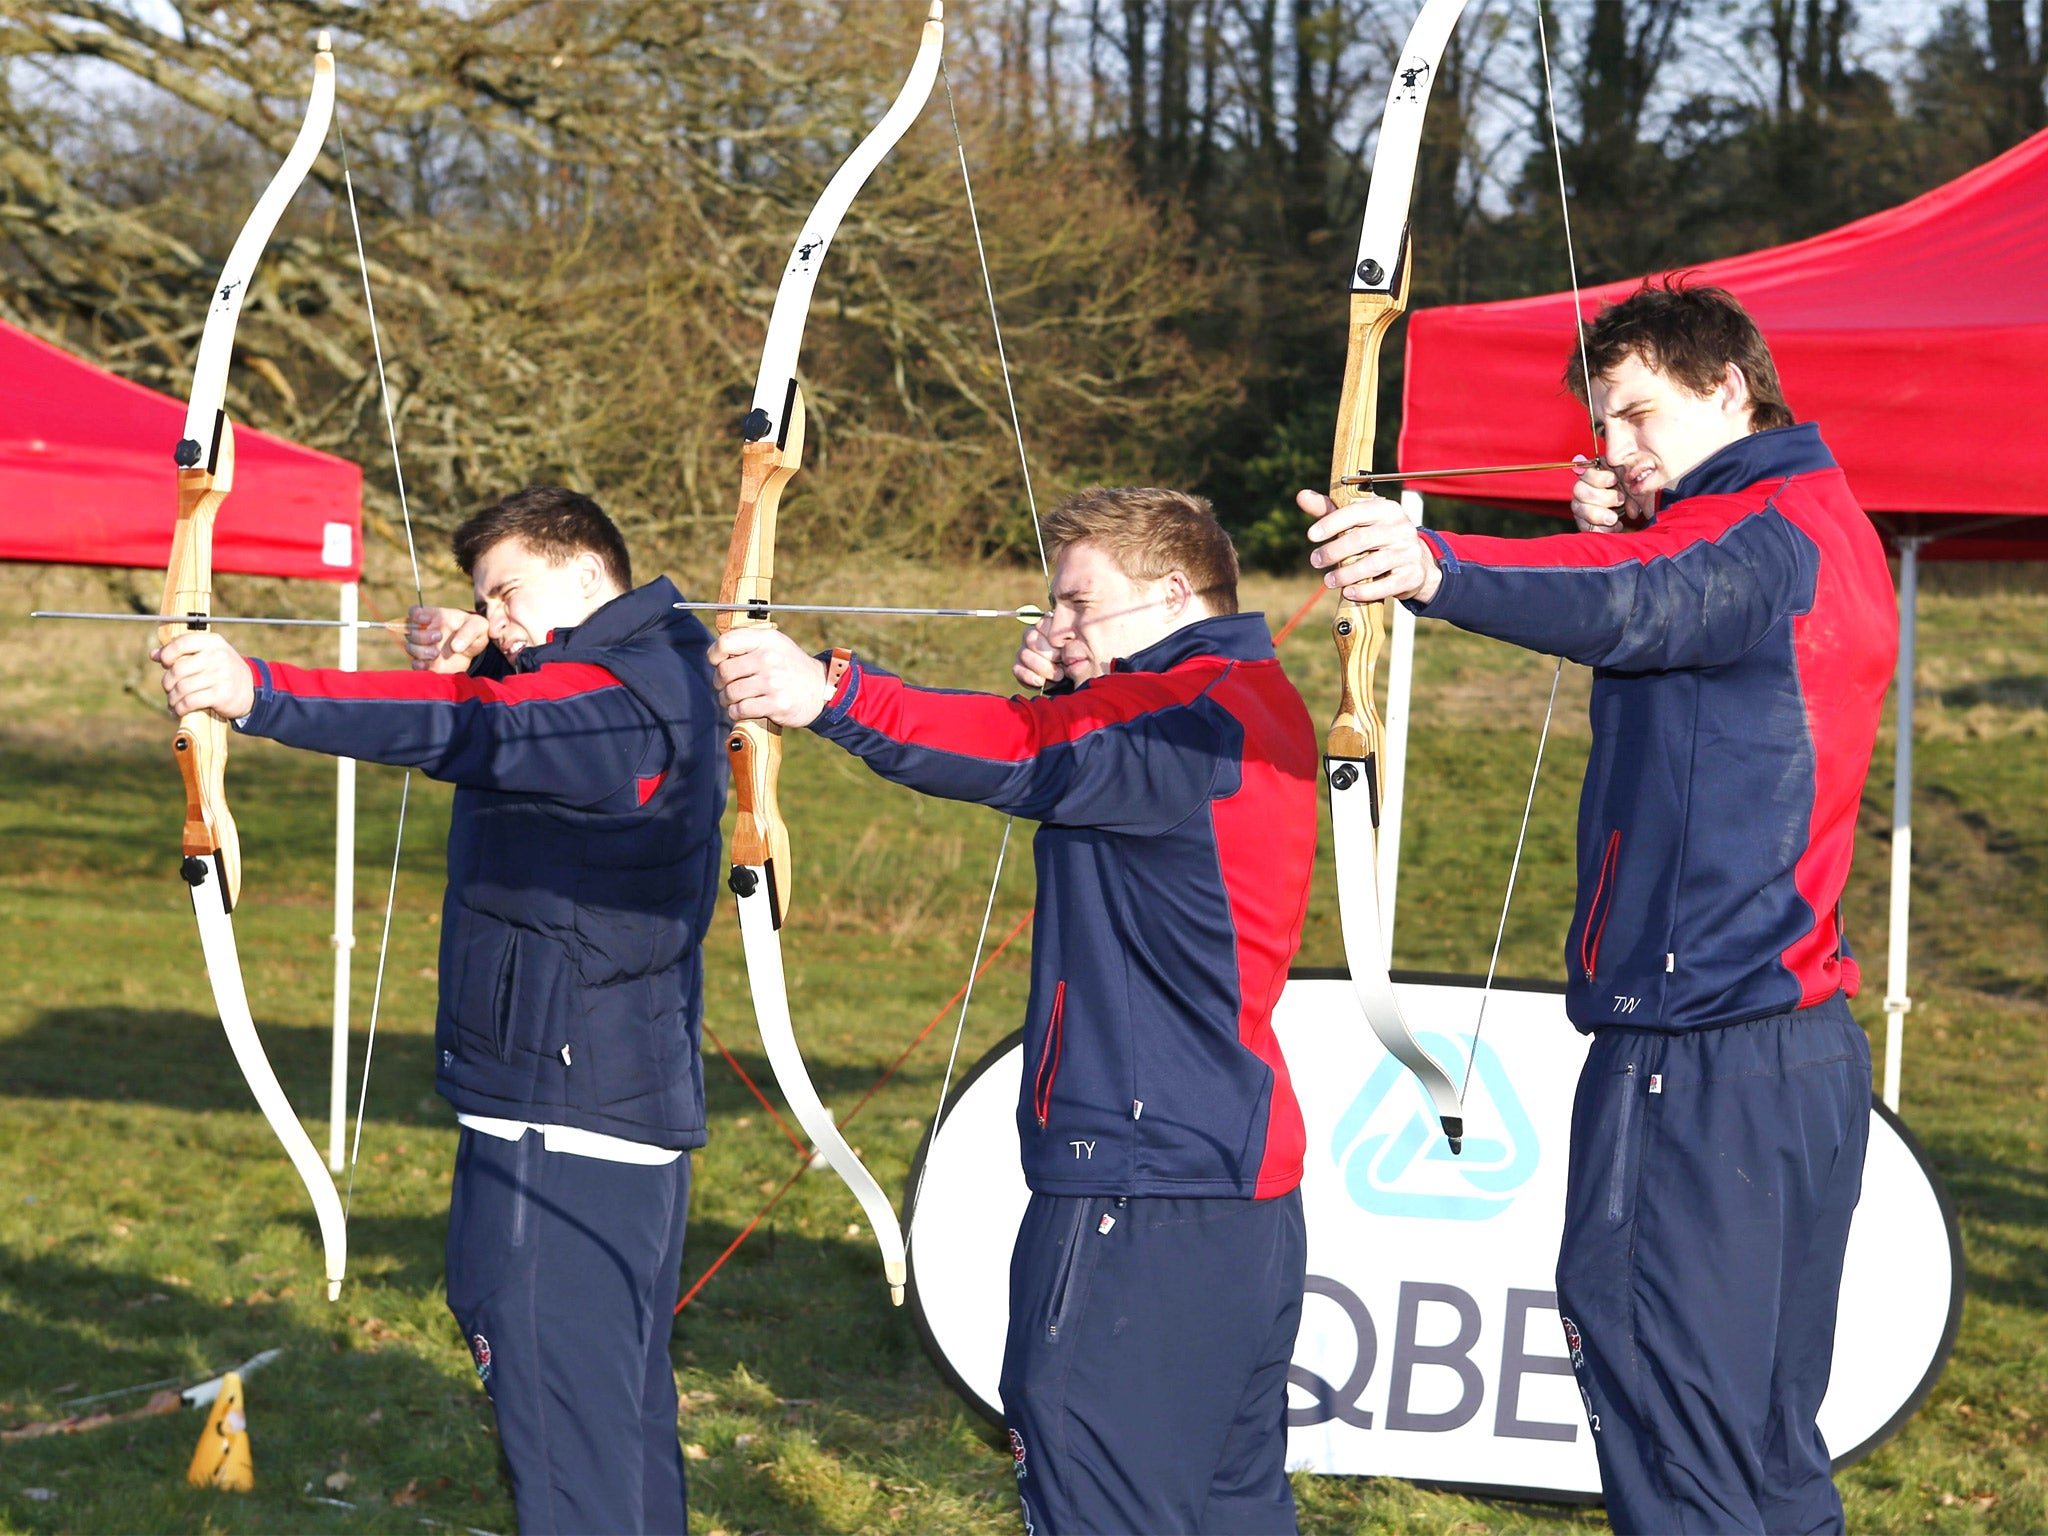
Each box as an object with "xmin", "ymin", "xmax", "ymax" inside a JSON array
[
  {"xmin": 724, "ymin": 722, "xmax": 790, "ymax": 922},
  {"xmin": 1330, "ymin": 289, "xmax": 1410, "ymax": 504},
  {"xmin": 173, "ymin": 715, "xmax": 237, "ymax": 904},
  {"xmin": 1326, "ymin": 287, "xmax": 1408, "ymax": 770},
  {"xmin": 718, "ymin": 403, "xmax": 807, "ymax": 923},
  {"xmin": 717, "ymin": 406, "xmax": 805, "ymax": 605},
  {"xmin": 162, "ymin": 446, "xmax": 242, "ymax": 907}
]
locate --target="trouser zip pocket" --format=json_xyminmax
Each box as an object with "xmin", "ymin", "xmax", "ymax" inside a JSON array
[
  {"xmin": 1608, "ymin": 1063, "xmax": 1637, "ymax": 1223},
  {"xmin": 1046, "ymin": 1199, "xmax": 1093, "ymax": 1342}
]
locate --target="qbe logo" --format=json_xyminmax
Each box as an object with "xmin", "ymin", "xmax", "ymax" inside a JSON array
[{"xmin": 1329, "ymin": 1036, "xmax": 1539, "ymax": 1220}]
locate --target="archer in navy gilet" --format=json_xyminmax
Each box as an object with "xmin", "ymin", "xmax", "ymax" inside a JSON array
[{"xmin": 237, "ymin": 576, "xmax": 726, "ymax": 1147}]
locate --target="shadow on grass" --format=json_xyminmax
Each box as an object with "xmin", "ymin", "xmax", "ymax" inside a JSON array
[
  {"xmin": 1936, "ymin": 671, "xmax": 2048, "ymax": 712},
  {"xmin": 1932, "ymin": 1149, "xmax": 2048, "ymax": 1313},
  {"xmin": 1, "ymin": 1005, "xmax": 442, "ymax": 1126},
  {"xmin": 670, "ymin": 1215, "xmax": 1008, "ymax": 1534},
  {"xmin": 0, "ymin": 1245, "xmax": 347, "ymax": 1411},
  {"xmin": 0, "ymin": 740, "xmax": 435, "ymax": 893}
]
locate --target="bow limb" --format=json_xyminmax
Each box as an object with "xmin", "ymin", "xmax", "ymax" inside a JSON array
[
  {"xmin": 160, "ymin": 32, "xmax": 348, "ymax": 1298},
  {"xmin": 189, "ymin": 879, "xmax": 350, "ymax": 1300},
  {"xmin": 717, "ymin": 3, "xmax": 946, "ymax": 1307},
  {"xmin": 1325, "ymin": 0, "xmax": 1472, "ymax": 1154}
]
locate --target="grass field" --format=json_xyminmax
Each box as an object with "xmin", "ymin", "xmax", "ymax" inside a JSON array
[{"xmin": 0, "ymin": 556, "xmax": 2040, "ymax": 1534}]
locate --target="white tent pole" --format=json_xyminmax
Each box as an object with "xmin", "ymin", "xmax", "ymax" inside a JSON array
[
  {"xmin": 1377, "ymin": 491, "xmax": 1424, "ymax": 965},
  {"xmin": 1881, "ymin": 539, "xmax": 1922, "ymax": 1112},
  {"xmin": 329, "ymin": 581, "xmax": 360, "ymax": 1172}
]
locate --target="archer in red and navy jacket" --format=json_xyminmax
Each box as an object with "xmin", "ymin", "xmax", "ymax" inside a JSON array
[
  {"xmin": 811, "ymin": 611, "xmax": 1318, "ymax": 1200},
  {"xmin": 1413, "ymin": 421, "xmax": 1897, "ymax": 1034},
  {"xmin": 237, "ymin": 574, "xmax": 726, "ymax": 1148}
]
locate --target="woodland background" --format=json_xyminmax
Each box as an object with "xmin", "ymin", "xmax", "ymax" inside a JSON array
[{"xmin": 3, "ymin": 0, "xmax": 2045, "ymax": 582}]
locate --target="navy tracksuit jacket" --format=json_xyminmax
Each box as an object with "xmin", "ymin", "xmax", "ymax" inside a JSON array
[
  {"xmin": 813, "ymin": 612, "xmax": 1317, "ymax": 1533},
  {"xmin": 238, "ymin": 577, "xmax": 723, "ymax": 1533},
  {"xmin": 812, "ymin": 612, "xmax": 1318, "ymax": 1201},
  {"xmin": 1415, "ymin": 423, "xmax": 1896, "ymax": 1534}
]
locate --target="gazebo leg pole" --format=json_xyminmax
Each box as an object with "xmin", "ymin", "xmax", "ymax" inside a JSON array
[
  {"xmin": 1881, "ymin": 539, "xmax": 1921, "ymax": 1113},
  {"xmin": 329, "ymin": 581, "xmax": 360, "ymax": 1172}
]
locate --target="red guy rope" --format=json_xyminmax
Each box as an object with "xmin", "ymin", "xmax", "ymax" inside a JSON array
[
  {"xmin": 1271, "ymin": 582, "xmax": 1329, "ymax": 646},
  {"xmin": 702, "ymin": 1019, "xmax": 807, "ymax": 1157},
  {"xmin": 677, "ymin": 907, "xmax": 1034, "ymax": 1313}
]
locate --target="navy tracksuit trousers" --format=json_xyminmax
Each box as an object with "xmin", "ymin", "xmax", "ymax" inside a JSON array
[
  {"xmin": 1000, "ymin": 1190, "xmax": 1307, "ymax": 1535},
  {"xmin": 444, "ymin": 1129, "xmax": 692, "ymax": 1535},
  {"xmin": 1555, "ymin": 995, "xmax": 1870, "ymax": 1536}
]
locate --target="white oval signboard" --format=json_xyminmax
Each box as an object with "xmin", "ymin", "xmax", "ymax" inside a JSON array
[{"xmin": 904, "ymin": 975, "xmax": 1961, "ymax": 1501}]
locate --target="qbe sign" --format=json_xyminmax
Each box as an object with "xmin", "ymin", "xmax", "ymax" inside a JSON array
[{"xmin": 905, "ymin": 977, "xmax": 1961, "ymax": 1501}]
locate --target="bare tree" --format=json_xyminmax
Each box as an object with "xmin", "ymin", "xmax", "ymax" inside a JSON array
[
  {"xmin": 1984, "ymin": 0, "xmax": 2048, "ymax": 148},
  {"xmin": 0, "ymin": 0, "xmax": 1250, "ymax": 575}
]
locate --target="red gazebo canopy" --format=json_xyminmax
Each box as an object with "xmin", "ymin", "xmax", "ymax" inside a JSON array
[
  {"xmin": 1398, "ymin": 129, "xmax": 2048, "ymax": 559},
  {"xmin": 0, "ymin": 321, "xmax": 361, "ymax": 580}
]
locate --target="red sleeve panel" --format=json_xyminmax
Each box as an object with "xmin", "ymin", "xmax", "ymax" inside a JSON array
[
  {"xmin": 1205, "ymin": 660, "xmax": 1316, "ymax": 1196},
  {"xmin": 1778, "ymin": 471, "xmax": 1898, "ymax": 1003},
  {"xmin": 817, "ymin": 659, "xmax": 1242, "ymax": 835},
  {"xmin": 240, "ymin": 655, "xmax": 665, "ymax": 808}
]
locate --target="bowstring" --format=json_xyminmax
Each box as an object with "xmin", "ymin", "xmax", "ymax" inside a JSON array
[
  {"xmin": 905, "ymin": 56, "xmax": 1053, "ymax": 1252},
  {"xmin": 337, "ymin": 104, "xmax": 426, "ymax": 1222},
  {"xmin": 1460, "ymin": 3, "xmax": 1586, "ymax": 1101},
  {"xmin": 942, "ymin": 63, "xmax": 1046, "ymax": 580}
]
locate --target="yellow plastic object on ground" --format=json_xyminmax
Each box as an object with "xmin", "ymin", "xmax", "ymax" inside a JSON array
[{"xmin": 185, "ymin": 1370, "xmax": 253, "ymax": 1492}]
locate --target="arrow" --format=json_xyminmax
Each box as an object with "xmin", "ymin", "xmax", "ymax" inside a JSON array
[{"xmin": 676, "ymin": 600, "xmax": 1044, "ymax": 622}]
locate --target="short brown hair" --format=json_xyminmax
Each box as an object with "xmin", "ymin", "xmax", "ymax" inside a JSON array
[
  {"xmin": 1567, "ymin": 278, "xmax": 1794, "ymax": 432},
  {"xmin": 1043, "ymin": 487, "xmax": 1239, "ymax": 615},
  {"xmin": 452, "ymin": 486, "xmax": 633, "ymax": 590}
]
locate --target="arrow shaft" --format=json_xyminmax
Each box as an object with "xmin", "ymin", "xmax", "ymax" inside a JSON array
[
  {"xmin": 676, "ymin": 600, "xmax": 1042, "ymax": 622},
  {"xmin": 34, "ymin": 610, "xmax": 405, "ymax": 631},
  {"xmin": 1340, "ymin": 459, "xmax": 1588, "ymax": 485}
]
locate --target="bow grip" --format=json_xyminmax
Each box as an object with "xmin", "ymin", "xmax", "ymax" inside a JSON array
[
  {"xmin": 1325, "ymin": 604, "xmax": 1388, "ymax": 787},
  {"xmin": 162, "ymin": 438, "xmax": 243, "ymax": 909},
  {"xmin": 726, "ymin": 720, "xmax": 792, "ymax": 926},
  {"xmin": 718, "ymin": 396, "xmax": 808, "ymax": 928}
]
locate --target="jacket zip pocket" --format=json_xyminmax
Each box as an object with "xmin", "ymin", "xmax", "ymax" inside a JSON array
[
  {"xmin": 1033, "ymin": 981, "xmax": 1067, "ymax": 1130},
  {"xmin": 1581, "ymin": 831, "xmax": 1623, "ymax": 982},
  {"xmin": 1607, "ymin": 1063, "xmax": 1637, "ymax": 1222},
  {"xmin": 1046, "ymin": 1199, "xmax": 1093, "ymax": 1342},
  {"xmin": 490, "ymin": 936, "xmax": 521, "ymax": 1062}
]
